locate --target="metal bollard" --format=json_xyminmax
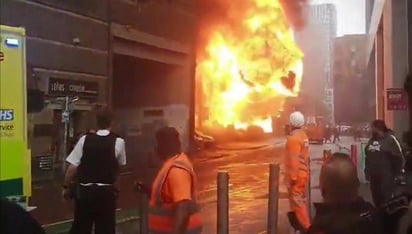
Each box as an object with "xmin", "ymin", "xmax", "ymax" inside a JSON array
[
  {"xmin": 308, "ymin": 159, "xmax": 312, "ymax": 219},
  {"xmin": 350, "ymin": 144, "xmax": 358, "ymax": 166},
  {"xmin": 359, "ymin": 142, "xmax": 367, "ymax": 184},
  {"xmin": 267, "ymin": 163, "xmax": 280, "ymax": 234},
  {"xmin": 322, "ymin": 149, "xmax": 332, "ymax": 165},
  {"xmin": 139, "ymin": 193, "xmax": 149, "ymax": 234},
  {"xmin": 217, "ymin": 172, "xmax": 229, "ymax": 234}
]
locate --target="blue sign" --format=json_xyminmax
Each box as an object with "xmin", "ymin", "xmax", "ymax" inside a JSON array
[{"xmin": 0, "ymin": 109, "xmax": 14, "ymax": 121}]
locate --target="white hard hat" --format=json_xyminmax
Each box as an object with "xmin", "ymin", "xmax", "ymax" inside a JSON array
[{"xmin": 289, "ymin": 111, "xmax": 305, "ymax": 127}]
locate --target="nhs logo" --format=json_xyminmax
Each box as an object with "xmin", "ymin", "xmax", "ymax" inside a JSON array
[{"xmin": 0, "ymin": 109, "xmax": 14, "ymax": 121}]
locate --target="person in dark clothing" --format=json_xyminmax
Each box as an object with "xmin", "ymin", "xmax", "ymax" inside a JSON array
[
  {"xmin": 333, "ymin": 126, "xmax": 340, "ymax": 143},
  {"xmin": 364, "ymin": 119, "xmax": 405, "ymax": 207},
  {"xmin": 324, "ymin": 125, "xmax": 332, "ymax": 143},
  {"xmin": 62, "ymin": 110, "xmax": 126, "ymax": 234},
  {"xmin": 0, "ymin": 199, "xmax": 45, "ymax": 234},
  {"xmin": 308, "ymin": 153, "xmax": 382, "ymax": 234}
]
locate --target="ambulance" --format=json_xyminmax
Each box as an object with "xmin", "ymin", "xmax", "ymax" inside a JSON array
[{"xmin": 0, "ymin": 25, "xmax": 43, "ymax": 208}]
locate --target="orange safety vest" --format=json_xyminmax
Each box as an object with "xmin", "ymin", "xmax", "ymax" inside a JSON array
[{"xmin": 148, "ymin": 153, "xmax": 202, "ymax": 234}]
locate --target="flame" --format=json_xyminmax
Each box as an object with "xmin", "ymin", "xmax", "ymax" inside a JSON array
[{"xmin": 196, "ymin": 0, "xmax": 304, "ymax": 133}]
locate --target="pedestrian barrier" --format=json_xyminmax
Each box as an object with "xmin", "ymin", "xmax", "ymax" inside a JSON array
[
  {"xmin": 216, "ymin": 164, "xmax": 281, "ymax": 234},
  {"xmin": 359, "ymin": 142, "xmax": 368, "ymax": 184},
  {"xmin": 350, "ymin": 144, "xmax": 358, "ymax": 166},
  {"xmin": 139, "ymin": 193, "xmax": 149, "ymax": 234},
  {"xmin": 217, "ymin": 171, "xmax": 229, "ymax": 234},
  {"xmin": 322, "ymin": 149, "xmax": 332, "ymax": 165},
  {"xmin": 267, "ymin": 163, "xmax": 280, "ymax": 234}
]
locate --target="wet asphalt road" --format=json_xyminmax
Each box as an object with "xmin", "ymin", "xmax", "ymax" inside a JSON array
[
  {"xmin": 116, "ymin": 139, "xmax": 290, "ymax": 234},
  {"xmin": 37, "ymin": 138, "xmax": 292, "ymax": 233},
  {"xmin": 192, "ymin": 140, "xmax": 291, "ymax": 234},
  {"xmin": 116, "ymin": 137, "xmax": 368, "ymax": 234}
]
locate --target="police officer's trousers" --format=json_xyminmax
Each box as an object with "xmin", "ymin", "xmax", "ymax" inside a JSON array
[{"xmin": 70, "ymin": 185, "xmax": 116, "ymax": 234}]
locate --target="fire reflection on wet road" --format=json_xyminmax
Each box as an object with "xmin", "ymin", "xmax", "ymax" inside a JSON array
[{"xmin": 193, "ymin": 144, "xmax": 291, "ymax": 233}]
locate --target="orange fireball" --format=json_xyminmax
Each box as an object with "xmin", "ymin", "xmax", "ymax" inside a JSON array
[{"xmin": 196, "ymin": 0, "xmax": 304, "ymax": 133}]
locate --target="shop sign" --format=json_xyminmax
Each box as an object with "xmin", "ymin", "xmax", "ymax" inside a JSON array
[
  {"xmin": 387, "ymin": 88, "xmax": 408, "ymax": 111},
  {"xmin": 48, "ymin": 78, "xmax": 99, "ymax": 98},
  {"xmin": 35, "ymin": 154, "xmax": 54, "ymax": 171}
]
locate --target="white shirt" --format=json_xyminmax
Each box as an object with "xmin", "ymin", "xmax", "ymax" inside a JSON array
[{"xmin": 66, "ymin": 129, "xmax": 127, "ymax": 167}]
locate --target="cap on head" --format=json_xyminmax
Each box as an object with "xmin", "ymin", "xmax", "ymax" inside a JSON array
[{"xmin": 289, "ymin": 111, "xmax": 305, "ymax": 128}]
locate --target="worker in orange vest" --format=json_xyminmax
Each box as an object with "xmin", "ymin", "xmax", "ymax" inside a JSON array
[
  {"xmin": 285, "ymin": 111, "xmax": 311, "ymax": 231},
  {"xmin": 141, "ymin": 126, "xmax": 202, "ymax": 234}
]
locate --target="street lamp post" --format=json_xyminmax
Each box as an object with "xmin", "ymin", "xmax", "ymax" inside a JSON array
[{"xmin": 57, "ymin": 96, "xmax": 79, "ymax": 172}]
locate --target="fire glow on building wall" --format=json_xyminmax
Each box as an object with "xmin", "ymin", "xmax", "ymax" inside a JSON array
[{"xmin": 196, "ymin": 0, "xmax": 304, "ymax": 133}]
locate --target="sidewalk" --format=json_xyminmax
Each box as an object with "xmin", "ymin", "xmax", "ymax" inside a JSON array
[{"xmin": 309, "ymin": 136, "xmax": 372, "ymax": 216}]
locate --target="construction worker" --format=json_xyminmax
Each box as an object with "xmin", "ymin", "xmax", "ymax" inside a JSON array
[
  {"xmin": 285, "ymin": 111, "xmax": 311, "ymax": 231},
  {"xmin": 146, "ymin": 126, "xmax": 202, "ymax": 234}
]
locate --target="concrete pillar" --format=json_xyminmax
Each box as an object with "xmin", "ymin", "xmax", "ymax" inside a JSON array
[
  {"xmin": 375, "ymin": 21, "xmax": 384, "ymax": 119},
  {"xmin": 380, "ymin": 0, "xmax": 409, "ymax": 137}
]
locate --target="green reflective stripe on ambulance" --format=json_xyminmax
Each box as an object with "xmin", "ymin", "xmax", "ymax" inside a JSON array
[{"xmin": 0, "ymin": 178, "xmax": 23, "ymax": 197}]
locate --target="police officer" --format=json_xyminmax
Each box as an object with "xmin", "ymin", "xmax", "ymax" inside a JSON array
[{"xmin": 62, "ymin": 110, "xmax": 126, "ymax": 234}]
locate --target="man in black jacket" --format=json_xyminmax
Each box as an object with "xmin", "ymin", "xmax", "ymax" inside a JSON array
[
  {"xmin": 364, "ymin": 120, "xmax": 404, "ymax": 207},
  {"xmin": 308, "ymin": 153, "xmax": 382, "ymax": 234}
]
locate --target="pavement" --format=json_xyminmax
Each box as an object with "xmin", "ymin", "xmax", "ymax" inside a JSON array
[
  {"xmin": 308, "ymin": 137, "xmax": 373, "ymax": 217},
  {"xmin": 33, "ymin": 136, "xmax": 372, "ymax": 233}
]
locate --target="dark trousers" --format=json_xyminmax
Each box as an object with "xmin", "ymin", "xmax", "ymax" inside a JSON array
[
  {"xmin": 70, "ymin": 186, "xmax": 116, "ymax": 234},
  {"xmin": 369, "ymin": 173, "xmax": 395, "ymax": 207}
]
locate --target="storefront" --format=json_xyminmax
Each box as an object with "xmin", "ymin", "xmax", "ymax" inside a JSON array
[
  {"xmin": 30, "ymin": 68, "xmax": 107, "ymax": 180},
  {"xmin": 111, "ymin": 23, "xmax": 195, "ymax": 157}
]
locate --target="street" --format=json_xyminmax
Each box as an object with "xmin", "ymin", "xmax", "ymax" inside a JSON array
[
  {"xmin": 195, "ymin": 138, "xmax": 289, "ymax": 234},
  {"xmin": 38, "ymin": 136, "xmax": 369, "ymax": 233},
  {"xmin": 0, "ymin": 0, "xmax": 407, "ymax": 233}
]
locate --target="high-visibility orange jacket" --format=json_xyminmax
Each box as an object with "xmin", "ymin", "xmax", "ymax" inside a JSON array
[
  {"xmin": 285, "ymin": 128, "xmax": 311, "ymax": 229},
  {"xmin": 148, "ymin": 153, "xmax": 202, "ymax": 234},
  {"xmin": 285, "ymin": 129, "xmax": 310, "ymax": 182}
]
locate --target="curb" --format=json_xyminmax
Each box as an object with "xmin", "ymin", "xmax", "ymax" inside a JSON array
[{"xmin": 43, "ymin": 209, "xmax": 140, "ymax": 233}]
